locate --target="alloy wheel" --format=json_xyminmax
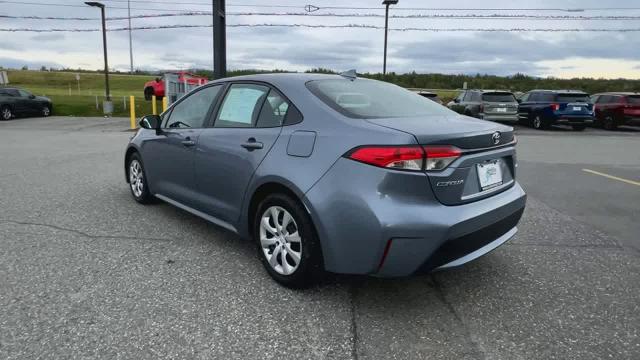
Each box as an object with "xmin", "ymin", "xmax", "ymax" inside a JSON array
[
  {"xmin": 42, "ymin": 106, "xmax": 50, "ymax": 117},
  {"xmin": 603, "ymin": 116, "xmax": 616, "ymax": 130},
  {"xmin": 533, "ymin": 116, "xmax": 542, "ymax": 129},
  {"xmin": 1, "ymin": 107, "xmax": 11, "ymax": 120},
  {"xmin": 129, "ymin": 159, "xmax": 144, "ymax": 198},
  {"xmin": 259, "ymin": 206, "xmax": 302, "ymax": 275}
]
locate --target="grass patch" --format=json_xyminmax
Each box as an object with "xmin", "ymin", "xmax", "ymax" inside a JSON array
[{"xmin": 6, "ymin": 70, "xmax": 159, "ymax": 117}]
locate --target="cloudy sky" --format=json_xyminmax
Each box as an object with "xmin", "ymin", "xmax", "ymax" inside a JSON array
[{"xmin": 1, "ymin": 0, "xmax": 639, "ymax": 78}]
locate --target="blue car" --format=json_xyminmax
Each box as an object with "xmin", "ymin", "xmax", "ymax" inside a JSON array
[
  {"xmin": 517, "ymin": 90, "xmax": 595, "ymax": 130},
  {"xmin": 125, "ymin": 73, "xmax": 527, "ymax": 287}
]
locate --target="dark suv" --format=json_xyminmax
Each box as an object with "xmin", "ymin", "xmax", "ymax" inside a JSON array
[
  {"xmin": 447, "ymin": 90, "xmax": 518, "ymax": 123},
  {"xmin": 0, "ymin": 87, "xmax": 52, "ymax": 120},
  {"xmin": 591, "ymin": 92, "xmax": 640, "ymax": 130},
  {"xmin": 517, "ymin": 90, "xmax": 594, "ymax": 131}
]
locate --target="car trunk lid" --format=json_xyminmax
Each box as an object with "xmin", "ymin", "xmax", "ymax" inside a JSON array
[{"xmin": 365, "ymin": 115, "xmax": 517, "ymax": 205}]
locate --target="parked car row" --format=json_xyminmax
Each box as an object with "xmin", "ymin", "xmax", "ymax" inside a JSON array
[
  {"xmin": 0, "ymin": 87, "xmax": 52, "ymax": 120},
  {"xmin": 446, "ymin": 88, "xmax": 640, "ymax": 131}
]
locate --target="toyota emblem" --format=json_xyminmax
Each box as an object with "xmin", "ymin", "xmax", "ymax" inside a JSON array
[{"xmin": 491, "ymin": 132, "xmax": 501, "ymax": 145}]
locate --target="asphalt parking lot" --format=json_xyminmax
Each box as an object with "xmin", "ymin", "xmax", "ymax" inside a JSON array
[{"xmin": 1, "ymin": 117, "xmax": 638, "ymax": 360}]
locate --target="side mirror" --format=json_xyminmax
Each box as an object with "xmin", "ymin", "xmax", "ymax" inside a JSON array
[
  {"xmin": 29, "ymin": 94, "xmax": 36, "ymax": 99},
  {"xmin": 454, "ymin": 98, "xmax": 460, "ymax": 103},
  {"xmin": 516, "ymin": 99, "xmax": 522, "ymax": 103},
  {"xmin": 139, "ymin": 114, "xmax": 161, "ymax": 131}
]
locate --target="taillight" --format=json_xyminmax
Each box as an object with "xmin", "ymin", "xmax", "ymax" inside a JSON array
[
  {"xmin": 348, "ymin": 146, "xmax": 425, "ymax": 171},
  {"xmin": 423, "ymin": 145, "xmax": 462, "ymax": 171},
  {"xmin": 347, "ymin": 145, "xmax": 461, "ymax": 171},
  {"xmin": 550, "ymin": 103, "xmax": 560, "ymax": 111}
]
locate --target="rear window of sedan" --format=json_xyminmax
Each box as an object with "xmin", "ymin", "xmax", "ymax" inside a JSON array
[
  {"xmin": 306, "ymin": 79, "xmax": 451, "ymax": 119},
  {"xmin": 482, "ymin": 92, "xmax": 516, "ymax": 102}
]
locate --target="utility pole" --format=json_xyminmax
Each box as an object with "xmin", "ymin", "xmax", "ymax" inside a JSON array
[
  {"xmin": 127, "ymin": 0, "xmax": 134, "ymax": 73},
  {"xmin": 382, "ymin": 0, "xmax": 398, "ymax": 75},
  {"xmin": 212, "ymin": 0, "xmax": 226, "ymax": 79}
]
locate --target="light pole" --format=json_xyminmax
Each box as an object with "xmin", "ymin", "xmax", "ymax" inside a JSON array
[
  {"xmin": 382, "ymin": 0, "xmax": 398, "ymax": 76},
  {"xmin": 127, "ymin": 0, "xmax": 133, "ymax": 73},
  {"xmin": 85, "ymin": 1, "xmax": 111, "ymax": 104}
]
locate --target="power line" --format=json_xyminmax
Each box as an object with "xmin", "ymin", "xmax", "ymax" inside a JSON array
[
  {"xmin": 2, "ymin": 24, "xmax": 639, "ymax": 32},
  {"xmin": 4, "ymin": 12, "xmax": 640, "ymax": 21},
  {"xmin": 3, "ymin": 1, "xmax": 640, "ymax": 12}
]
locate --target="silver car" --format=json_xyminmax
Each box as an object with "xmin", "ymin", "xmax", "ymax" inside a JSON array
[{"xmin": 125, "ymin": 73, "xmax": 526, "ymax": 288}]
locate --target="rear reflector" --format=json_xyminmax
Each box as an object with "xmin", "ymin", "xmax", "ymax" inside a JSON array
[
  {"xmin": 550, "ymin": 103, "xmax": 560, "ymax": 111},
  {"xmin": 347, "ymin": 145, "xmax": 461, "ymax": 171}
]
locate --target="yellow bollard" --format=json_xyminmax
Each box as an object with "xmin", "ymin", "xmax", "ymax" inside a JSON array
[
  {"xmin": 152, "ymin": 95, "xmax": 157, "ymax": 115},
  {"xmin": 162, "ymin": 97, "xmax": 168, "ymax": 112},
  {"xmin": 129, "ymin": 96, "xmax": 136, "ymax": 129}
]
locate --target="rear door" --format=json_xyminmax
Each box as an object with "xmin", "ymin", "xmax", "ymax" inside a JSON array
[
  {"xmin": 518, "ymin": 92, "xmax": 535, "ymax": 120},
  {"xmin": 193, "ymin": 82, "xmax": 288, "ymax": 225},
  {"xmin": 623, "ymin": 95, "xmax": 640, "ymax": 118},
  {"xmin": 141, "ymin": 84, "xmax": 223, "ymax": 207}
]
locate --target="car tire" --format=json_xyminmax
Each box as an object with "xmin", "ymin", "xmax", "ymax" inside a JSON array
[
  {"xmin": 532, "ymin": 115, "xmax": 548, "ymax": 130},
  {"xmin": 1, "ymin": 106, "xmax": 12, "ymax": 120},
  {"xmin": 572, "ymin": 125, "xmax": 586, "ymax": 131},
  {"xmin": 254, "ymin": 193, "xmax": 324, "ymax": 288},
  {"xmin": 127, "ymin": 153, "xmax": 155, "ymax": 204},
  {"xmin": 602, "ymin": 116, "xmax": 617, "ymax": 131},
  {"xmin": 42, "ymin": 105, "xmax": 51, "ymax": 117},
  {"xmin": 144, "ymin": 87, "xmax": 154, "ymax": 101}
]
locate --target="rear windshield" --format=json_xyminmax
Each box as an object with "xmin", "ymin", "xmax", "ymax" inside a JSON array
[
  {"xmin": 306, "ymin": 79, "xmax": 451, "ymax": 118},
  {"xmin": 556, "ymin": 94, "xmax": 590, "ymax": 103},
  {"xmin": 627, "ymin": 95, "xmax": 640, "ymax": 104},
  {"xmin": 482, "ymin": 93, "xmax": 516, "ymax": 102}
]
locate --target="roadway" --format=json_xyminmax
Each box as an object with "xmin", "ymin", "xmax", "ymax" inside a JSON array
[{"xmin": 0, "ymin": 117, "xmax": 638, "ymax": 359}]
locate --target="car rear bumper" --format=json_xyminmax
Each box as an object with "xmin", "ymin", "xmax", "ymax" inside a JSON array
[
  {"xmin": 553, "ymin": 116, "xmax": 594, "ymax": 125},
  {"xmin": 481, "ymin": 113, "xmax": 519, "ymax": 122},
  {"xmin": 304, "ymin": 157, "xmax": 527, "ymax": 277}
]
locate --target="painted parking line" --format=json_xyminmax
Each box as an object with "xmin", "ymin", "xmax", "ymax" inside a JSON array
[{"xmin": 582, "ymin": 169, "xmax": 640, "ymax": 187}]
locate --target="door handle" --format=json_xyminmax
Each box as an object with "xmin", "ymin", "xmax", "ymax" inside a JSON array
[
  {"xmin": 181, "ymin": 139, "xmax": 196, "ymax": 147},
  {"xmin": 241, "ymin": 138, "xmax": 263, "ymax": 151}
]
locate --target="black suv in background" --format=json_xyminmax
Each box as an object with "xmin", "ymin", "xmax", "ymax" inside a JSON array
[
  {"xmin": 0, "ymin": 87, "xmax": 53, "ymax": 120},
  {"xmin": 517, "ymin": 90, "xmax": 594, "ymax": 131},
  {"xmin": 447, "ymin": 89, "xmax": 519, "ymax": 123}
]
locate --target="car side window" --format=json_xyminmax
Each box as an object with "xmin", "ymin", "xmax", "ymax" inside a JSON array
[
  {"xmin": 471, "ymin": 92, "xmax": 482, "ymax": 102},
  {"xmin": 256, "ymin": 90, "xmax": 290, "ymax": 128},
  {"xmin": 164, "ymin": 85, "xmax": 221, "ymax": 129},
  {"xmin": 520, "ymin": 93, "xmax": 530, "ymax": 102},
  {"xmin": 539, "ymin": 93, "xmax": 555, "ymax": 102},
  {"xmin": 462, "ymin": 91, "xmax": 472, "ymax": 102},
  {"xmin": 215, "ymin": 84, "xmax": 269, "ymax": 128},
  {"xmin": 610, "ymin": 95, "xmax": 622, "ymax": 103},
  {"xmin": 18, "ymin": 89, "xmax": 31, "ymax": 97},
  {"xmin": 598, "ymin": 95, "xmax": 611, "ymax": 104},
  {"xmin": 455, "ymin": 92, "xmax": 465, "ymax": 102},
  {"xmin": 529, "ymin": 93, "xmax": 539, "ymax": 102}
]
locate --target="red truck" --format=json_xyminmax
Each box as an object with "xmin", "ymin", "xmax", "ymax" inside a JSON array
[
  {"xmin": 591, "ymin": 92, "xmax": 640, "ymax": 130},
  {"xmin": 143, "ymin": 72, "xmax": 208, "ymax": 100}
]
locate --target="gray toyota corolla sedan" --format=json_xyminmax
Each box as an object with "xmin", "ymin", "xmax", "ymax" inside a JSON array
[{"xmin": 124, "ymin": 73, "xmax": 526, "ymax": 288}]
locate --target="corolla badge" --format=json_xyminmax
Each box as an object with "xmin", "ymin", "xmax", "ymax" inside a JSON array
[
  {"xmin": 491, "ymin": 132, "xmax": 501, "ymax": 145},
  {"xmin": 436, "ymin": 180, "xmax": 465, "ymax": 187}
]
